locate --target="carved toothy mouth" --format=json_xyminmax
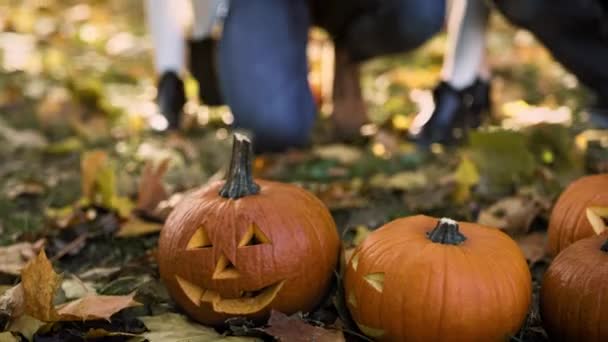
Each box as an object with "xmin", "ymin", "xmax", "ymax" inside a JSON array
[{"xmin": 176, "ymin": 276, "xmax": 286, "ymax": 314}]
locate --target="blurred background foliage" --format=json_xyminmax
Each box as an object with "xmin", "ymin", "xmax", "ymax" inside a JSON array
[
  {"xmin": 2, "ymin": 1, "xmax": 608, "ymax": 340},
  {"xmin": 1, "ymin": 0, "xmax": 606, "ymax": 245}
]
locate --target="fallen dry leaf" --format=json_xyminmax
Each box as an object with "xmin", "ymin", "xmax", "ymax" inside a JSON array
[
  {"xmin": 6, "ymin": 181, "xmax": 45, "ymax": 199},
  {"xmin": 477, "ymin": 196, "xmax": 543, "ymax": 235},
  {"xmin": 61, "ymin": 276, "xmax": 96, "ymax": 300},
  {"xmin": 0, "ymin": 284, "xmax": 24, "ymax": 325},
  {"xmin": 6, "ymin": 315, "xmax": 45, "ymax": 341},
  {"xmin": 453, "ymin": 156, "xmax": 480, "ymax": 203},
  {"xmin": 81, "ymin": 150, "xmax": 109, "ymax": 202},
  {"xmin": 500, "ymin": 100, "xmax": 571, "ymax": 129},
  {"xmin": 20, "ymin": 250, "xmax": 140, "ymax": 322},
  {"xmin": 0, "ymin": 240, "xmax": 45, "ymax": 275},
  {"xmin": 21, "ymin": 250, "xmax": 61, "ymax": 322},
  {"xmin": 113, "ymin": 195, "xmax": 136, "ymax": 219},
  {"xmin": 370, "ymin": 171, "xmax": 427, "ymax": 191},
  {"xmin": 468, "ymin": 130, "xmax": 536, "ymax": 195},
  {"xmin": 116, "ymin": 216, "xmax": 163, "ymax": 238},
  {"xmin": 140, "ymin": 312, "xmax": 256, "ymax": 342},
  {"xmin": 313, "ymin": 144, "xmax": 363, "ymax": 165},
  {"xmin": 45, "ymin": 136, "xmax": 84, "ymax": 154},
  {"xmin": 314, "ymin": 182, "xmax": 368, "ymax": 210},
  {"xmin": 135, "ymin": 158, "xmax": 170, "ymax": 215},
  {"xmin": 0, "ymin": 286, "xmax": 14, "ymax": 294},
  {"xmin": 70, "ymin": 115, "xmax": 111, "ymax": 142},
  {"xmin": 373, "ymin": 129, "xmax": 401, "ymax": 156},
  {"xmin": 0, "ymin": 332, "xmax": 19, "ymax": 342},
  {"xmin": 77, "ymin": 266, "xmax": 121, "ymax": 282},
  {"xmin": 403, "ymin": 182, "xmax": 455, "ymax": 212},
  {"xmin": 56, "ymin": 292, "xmax": 140, "ymax": 321},
  {"xmin": 80, "ymin": 150, "xmax": 134, "ymax": 215},
  {"xmin": 36, "ymin": 86, "xmax": 75, "ymax": 129},
  {"xmin": 45, "ymin": 205, "xmax": 77, "ymax": 229},
  {"xmin": 84, "ymin": 328, "xmax": 139, "ymax": 339},
  {"xmin": 262, "ymin": 311, "xmax": 345, "ymax": 342},
  {"xmin": 515, "ymin": 232, "xmax": 547, "ymax": 264},
  {"xmin": 0, "ymin": 118, "xmax": 48, "ymax": 150}
]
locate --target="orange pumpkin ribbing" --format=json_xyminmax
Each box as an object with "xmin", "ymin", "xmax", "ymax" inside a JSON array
[
  {"xmin": 344, "ymin": 215, "xmax": 531, "ymax": 342},
  {"xmin": 158, "ymin": 134, "xmax": 340, "ymax": 325},
  {"xmin": 547, "ymin": 174, "xmax": 608, "ymax": 256},
  {"xmin": 541, "ymin": 233, "xmax": 608, "ymax": 342}
]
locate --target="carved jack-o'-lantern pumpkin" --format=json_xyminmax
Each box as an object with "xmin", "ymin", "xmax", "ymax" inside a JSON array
[
  {"xmin": 547, "ymin": 174, "xmax": 608, "ymax": 256},
  {"xmin": 344, "ymin": 216, "xmax": 531, "ymax": 341},
  {"xmin": 158, "ymin": 134, "xmax": 340, "ymax": 326}
]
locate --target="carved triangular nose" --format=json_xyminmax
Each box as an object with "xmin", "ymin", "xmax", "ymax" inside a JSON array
[{"xmin": 212, "ymin": 253, "xmax": 240, "ymax": 279}]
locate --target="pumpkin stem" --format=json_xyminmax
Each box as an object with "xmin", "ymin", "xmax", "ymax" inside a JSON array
[
  {"xmin": 427, "ymin": 218, "xmax": 467, "ymax": 245},
  {"xmin": 219, "ymin": 133, "xmax": 260, "ymax": 199},
  {"xmin": 602, "ymin": 238, "xmax": 608, "ymax": 253}
]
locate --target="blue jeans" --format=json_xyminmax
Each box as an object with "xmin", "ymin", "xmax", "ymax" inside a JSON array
[{"xmin": 219, "ymin": 0, "xmax": 445, "ymax": 151}]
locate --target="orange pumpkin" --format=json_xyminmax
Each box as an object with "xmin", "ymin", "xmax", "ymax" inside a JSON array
[
  {"xmin": 158, "ymin": 134, "xmax": 340, "ymax": 325},
  {"xmin": 344, "ymin": 215, "xmax": 531, "ymax": 341},
  {"xmin": 541, "ymin": 234, "xmax": 608, "ymax": 341},
  {"xmin": 547, "ymin": 174, "xmax": 608, "ymax": 256}
]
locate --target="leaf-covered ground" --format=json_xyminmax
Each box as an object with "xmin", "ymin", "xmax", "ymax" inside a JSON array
[{"xmin": 1, "ymin": 1, "xmax": 608, "ymax": 341}]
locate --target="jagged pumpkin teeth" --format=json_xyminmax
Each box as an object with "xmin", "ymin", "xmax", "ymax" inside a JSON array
[{"xmin": 158, "ymin": 134, "xmax": 340, "ymax": 326}]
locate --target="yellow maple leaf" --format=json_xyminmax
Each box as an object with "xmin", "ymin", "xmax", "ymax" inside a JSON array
[{"xmin": 20, "ymin": 251, "xmax": 140, "ymax": 322}]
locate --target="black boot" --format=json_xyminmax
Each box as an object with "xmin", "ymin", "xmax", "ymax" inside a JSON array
[
  {"xmin": 157, "ymin": 71, "xmax": 186, "ymax": 131},
  {"xmin": 410, "ymin": 79, "xmax": 491, "ymax": 147},
  {"xmin": 189, "ymin": 38, "xmax": 224, "ymax": 106},
  {"xmin": 466, "ymin": 78, "xmax": 491, "ymax": 129}
]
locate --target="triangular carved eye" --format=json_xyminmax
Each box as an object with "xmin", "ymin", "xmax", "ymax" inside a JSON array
[
  {"xmin": 187, "ymin": 225, "xmax": 212, "ymax": 249},
  {"xmin": 364, "ymin": 273, "xmax": 385, "ymax": 293},
  {"xmin": 238, "ymin": 223, "xmax": 271, "ymax": 247}
]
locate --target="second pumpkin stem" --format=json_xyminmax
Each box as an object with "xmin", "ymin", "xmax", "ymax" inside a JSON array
[{"xmin": 427, "ymin": 218, "xmax": 467, "ymax": 245}]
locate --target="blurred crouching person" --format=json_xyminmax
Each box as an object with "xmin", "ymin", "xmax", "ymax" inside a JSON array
[
  {"xmin": 145, "ymin": 0, "xmax": 227, "ymax": 130},
  {"xmin": 410, "ymin": 0, "xmax": 608, "ymax": 147},
  {"xmin": 217, "ymin": 0, "xmax": 446, "ymax": 152}
]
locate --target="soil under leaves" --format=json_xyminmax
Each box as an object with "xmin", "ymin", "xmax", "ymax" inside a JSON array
[{"xmin": 1, "ymin": 1, "xmax": 608, "ymax": 341}]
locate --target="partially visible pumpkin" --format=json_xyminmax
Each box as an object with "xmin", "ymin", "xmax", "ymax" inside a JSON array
[
  {"xmin": 541, "ymin": 234, "xmax": 608, "ymax": 342},
  {"xmin": 344, "ymin": 215, "xmax": 531, "ymax": 341},
  {"xmin": 547, "ymin": 174, "xmax": 608, "ymax": 256},
  {"xmin": 158, "ymin": 133, "xmax": 340, "ymax": 326}
]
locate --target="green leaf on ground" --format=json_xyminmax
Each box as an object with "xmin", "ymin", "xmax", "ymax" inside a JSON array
[{"xmin": 468, "ymin": 130, "xmax": 536, "ymax": 195}]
